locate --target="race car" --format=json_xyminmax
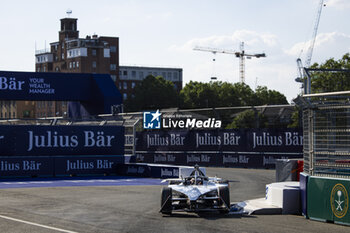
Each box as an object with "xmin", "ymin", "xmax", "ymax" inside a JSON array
[{"xmin": 160, "ymin": 165, "xmax": 230, "ymax": 214}]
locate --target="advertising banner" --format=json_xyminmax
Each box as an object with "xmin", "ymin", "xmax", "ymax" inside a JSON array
[
  {"xmin": 135, "ymin": 152, "xmax": 302, "ymax": 168},
  {"xmin": 0, "ymin": 125, "xmax": 124, "ymax": 156},
  {"xmin": 308, "ymin": 176, "xmax": 350, "ymax": 224},
  {"xmin": 0, "ymin": 71, "xmax": 91, "ymax": 101},
  {"xmin": 54, "ymin": 155, "xmax": 124, "ymax": 175},
  {"xmin": 0, "ymin": 156, "xmax": 54, "ymax": 177},
  {"xmin": 0, "ymin": 155, "xmax": 124, "ymax": 177},
  {"xmin": 0, "ymin": 70, "xmax": 122, "ymax": 117},
  {"xmin": 136, "ymin": 129, "xmax": 303, "ymax": 153}
]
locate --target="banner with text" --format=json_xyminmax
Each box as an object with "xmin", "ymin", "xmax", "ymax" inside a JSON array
[
  {"xmin": 0, "ymin": 125, "xmax": 124, "ymax": 156},
  {"xmin": 136, "ymin": 129, "xmax": 303, "ymax": 153},
  {"xmin": 135, "ymin": 129, "xmax": 303, "ymax": 168}
]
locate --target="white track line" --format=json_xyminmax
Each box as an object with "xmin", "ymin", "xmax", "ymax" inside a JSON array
[{"xmin": 0, "ymin": 214, "xmax": 78, "ymax": 233}]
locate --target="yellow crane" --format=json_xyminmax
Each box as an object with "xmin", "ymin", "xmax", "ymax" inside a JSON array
[{"xmin": 194, "ymin": 42, "xmax": 266, "ymax": 83}]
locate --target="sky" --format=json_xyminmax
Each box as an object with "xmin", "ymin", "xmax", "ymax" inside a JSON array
[{"xmin": 0, "ymin": 0, "xmax": 349, "ymax": 102}]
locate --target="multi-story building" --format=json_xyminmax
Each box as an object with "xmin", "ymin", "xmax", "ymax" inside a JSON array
[
  {"xmin": 3, "ymin": 16, "xmax": 183, "ymax": 119},
  {"xmin": 34, "ymin": 17, "xmax": 119, "ymax": 118},
  {"xmin": 119, "ymin": 65, "xmax": 182, "ymax": 100}
]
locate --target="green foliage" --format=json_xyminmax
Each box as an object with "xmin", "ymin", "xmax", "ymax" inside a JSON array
[
  {"xmin": 179, "ymin": 81, "xmax": 283, "ymax": 109},
  {"xmin": 255, "ymin": 86, "xmax": 288, "ymax": 105},
  {"xmin": 125, "ymin": 75, "xmax": 179, "ymax": 112},
  {"xmin": 288, "ymin": 107, "xmax": 301, "ymax": 128},
  {"xmin": 125, "ymin": 77, "xmax": 288, "ymax": 114},
  {"xmin": 310, "ymin": 53, "xmax": 350, "ymax": 93},
  {"xmin": 226, "ymin": 109, "xmax": 267, "ymax": 129}
]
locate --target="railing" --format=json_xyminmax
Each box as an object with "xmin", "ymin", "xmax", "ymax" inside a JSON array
[{"xmin": 35, "ymin": 48, "xmax": 51, "ymax": 55}]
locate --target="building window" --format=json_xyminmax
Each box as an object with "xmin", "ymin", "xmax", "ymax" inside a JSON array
[
  {"xmin": 92, "ymin": 49, "xmax": 97, "ymax": 56},
  {"xmin": 62, "ymin": 43, "xmax": 64, "ymax": 49},
  {"xmin": 77, "ymin": 61, "xmax": 79, "ymax": 68},
  {"xmin": 110, "ymin": 64, "xmax": 116, "ymax": 71},
  {"xmin": 111, "ymin": 75, "xmax": 116, "ymax": 82},
  {"xmin": 119, "ymin": 83, "xmax": 122, "ymax": 90},
  {"xmin": 69, "ymin": 62, "xmax": 72, "ymax": 69},
  {"xmin": 55, "ymin": 67, "xmax": 60, "ymax": 72},
  {"xmin": 174, "ymin": 72, "xmax": 178, "ymax": 81},
  {"xmin": 13, "ymin": 112, "xmax": 15, "ymax": 118},
  {"xmin": 110, "ymin": 46, "xmax": 117, "ymax": 53},
  {"xmin": 162, "ymin": 72, "xmax": 166, "ymax": 78},
  {"xmin": 43, "ymin": 66, "xmax": 46, "ymax": 72},
  {"xmin": 139, "ymin": 71, "xmax": 144, "ymax": 80},
  {"xmin": 123, "ymin": 82, "xmax": 127, "ymax": 90},
  {"xmin": 62, "ymin": 53, "xmax": 64, "ymax": 60},
  {"xmin": 73, "ymin": 62, "xmax": 76, "ymax": 68},
  {"xmin": 167, "ymin": 72, "xmax": 172, "ymax": 80},
  {"xmin": 92, "ymin": 61, "xmax": 97, "ymax": 68},
  {"xmin": 132, "ymin": 82, "xmax": 136, "ymax": 89},
  {"xmin": 123, "ymin": 70, "xmax": 127, "ymax": 76},
  {"xmin": 132, "ymin": 71, "xmax": 136, "ymax": 78},
  {"xmin": 123, "ymin": 93, "xmax": 127, "ymax": 100}
]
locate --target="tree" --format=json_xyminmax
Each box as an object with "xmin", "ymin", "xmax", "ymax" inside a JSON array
[
  {"xmin": 226, "ymin": 109, "xmax": 267, "ymax": 129},
  {"xmin": 179, "ymin": 81, "xmax": 219, "ymax": 108},
  {"xmin": 180, "ymin": 81, "xmax": 264, "ymax": 109},
  {"xmin": 310, "ymin": 53, "xmax": 350, "ymax": 93},
  {"xmin": 255, "ymin": 86, "xmax": 288, "ymax": 105},
  {"xmin": 125, "ymin": 75, "xmax": 179, "ymax": 112}
]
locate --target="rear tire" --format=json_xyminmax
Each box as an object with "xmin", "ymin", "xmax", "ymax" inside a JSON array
[
  {"xmin": 161, "ymin": 187, "xmax": 172, "ymax": 214},
  {"xmin": 218, "ymin": 186, "xmax": 230, "ymax": 214}
]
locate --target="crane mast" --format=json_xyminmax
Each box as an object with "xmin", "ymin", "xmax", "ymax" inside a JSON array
[
  {"xmin": 194, "ymin": 42, "xmax": 266, "ymax": 83},
  {"xmin": 305, "ymin": 0, "xmax": 324, "ymax": 68},
  {"xmin": 295, "ymin": 0, "xmax": 324, "ymax": 94}
]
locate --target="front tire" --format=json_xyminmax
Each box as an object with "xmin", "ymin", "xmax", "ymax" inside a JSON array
[{"xmin": 161, "ymin": 187, "xmax": 172, "ymax": 214}]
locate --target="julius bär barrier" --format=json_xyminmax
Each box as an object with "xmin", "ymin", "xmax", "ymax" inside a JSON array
[{"xmin": 135, "ymin": 129, "xmax": 303, "ymax": 168}]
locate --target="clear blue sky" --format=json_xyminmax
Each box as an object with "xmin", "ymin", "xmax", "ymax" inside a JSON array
[{"xmin": 0, "ymin": 0, "xmax": 349, "ymax": 102}]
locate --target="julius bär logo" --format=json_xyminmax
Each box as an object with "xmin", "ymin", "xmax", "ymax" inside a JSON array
[
  {"xmin": 330, "ymin": 183, "xmax": 349, "ymax": 218},
  {"xmin": 143, "ymin": 110, "xmax": 161, "ymax": 129}
]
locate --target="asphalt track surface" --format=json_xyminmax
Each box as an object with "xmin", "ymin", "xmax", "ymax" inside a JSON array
[{"xmin": 0, "ymin": 168, "xmax": 349, "ymax": 233}]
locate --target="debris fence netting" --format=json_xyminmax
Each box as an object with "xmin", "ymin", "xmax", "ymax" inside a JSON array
[{"xmin": 302, "ymin": 95, "xmax": 350, "ymax": 178}]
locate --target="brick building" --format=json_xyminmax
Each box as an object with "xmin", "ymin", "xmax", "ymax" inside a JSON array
[
  {"xmin": 34, "ymin": 17, "xmax": 119, "ymax": 118},
  {"xmin": 2, "ymin": 16, "xmax": 183, "ymax": 119}
]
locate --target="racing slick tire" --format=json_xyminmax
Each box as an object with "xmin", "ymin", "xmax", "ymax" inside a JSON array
[
  {"xmin": 218, "ymin": 186, "xmax": 230, "ymax": 214},
  {"xmin": 161, "ymin": 187, "xmax": 172, "ymax": 214}
]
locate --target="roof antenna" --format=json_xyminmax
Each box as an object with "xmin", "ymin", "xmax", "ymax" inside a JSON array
[{"xmin": 66, "ymin": 9, "xmax": 72, "ymax": 18}]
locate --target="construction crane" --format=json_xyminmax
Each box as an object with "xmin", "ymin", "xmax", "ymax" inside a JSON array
[
  {"xmin": 194, "ymin": 42, "xmax": 266, "ymax": 83},
  {"xmin": 296, "ymin": 0, "xmax": 325, "ymax": 92}
]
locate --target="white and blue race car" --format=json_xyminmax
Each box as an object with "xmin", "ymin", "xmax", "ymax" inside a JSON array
[{"xmin": 160, "ymin": 165, "xmax": 230, "ymax": 214}]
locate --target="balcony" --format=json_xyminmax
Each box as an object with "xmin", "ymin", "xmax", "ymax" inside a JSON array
[{"xmin": 35, "ymin": 48, "xmax": 51, "ymax": 55}]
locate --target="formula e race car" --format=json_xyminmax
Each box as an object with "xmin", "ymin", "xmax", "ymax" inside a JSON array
[{"xmin": 160, "ymin": 165, "xmax": 230, "ymax": 214}]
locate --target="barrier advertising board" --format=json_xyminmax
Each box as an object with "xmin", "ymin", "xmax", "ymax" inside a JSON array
[
  {"xmin": 0, "ymin": 125, "xmax": 124, "ymax": 156},
  {"xmin": 135, "ymin": 129, "xmax": 303, "ymax": 168},
  {"xmin": 0, "ymin": 70, "xmax": 123, "ymax": 117},
  {"xmin": 308, "ymin": 176, "xmax": 350, "ymax": 225},
  {"xmin": 136, "ymin": 129, "xmax": 303, "ymax": 152},
  {"xmin": 0, "ymin": 155, "xmax": 124, "ymax": 177}
]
